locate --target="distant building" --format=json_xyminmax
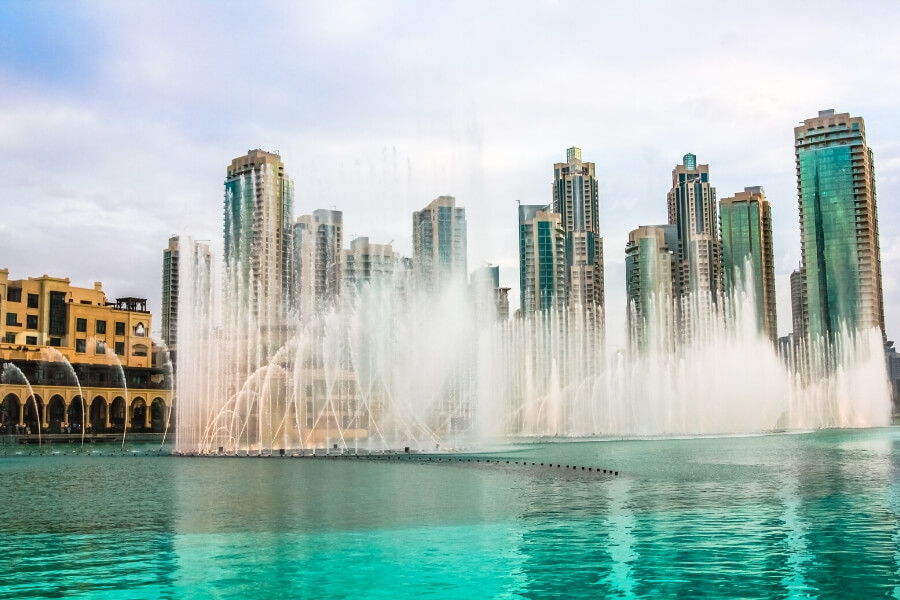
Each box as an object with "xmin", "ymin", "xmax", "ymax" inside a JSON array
[
  {"xmin": 795, "ymin": 110, "xmax": 885, "ymax": 341},
  {"xmin": 342, "ymin": 237, "xmax": 397, "ymax": 291},
  {"xmin": 469, "ymin": 265, "xmax": 510, "ymax": 322},
  {"xmin": 886, "ymin": 341, "xmax": 900, "ymax": 413},
  {"xmin": 553, "ymin": 147, "xmax": 604, "ymax": 316},
  {"xmin": 625, "ymin": 225, "xmax": 678, "ymax": 350},
  {"xmin": 293, "ymin": 209, "xmax": 343, "ymax": 317},
  {"xmin": 719, "ymin": 186, "xmax": 777, "ymax": 342},
  {"xmin": 224, "ymin": 149, "xmax": 294, "ymax": 316},
  {"xmin": 161, "ymin": 235, "xmax": 180, "ymax": 347},
  {"xmin": 668, "ymin": 153, "xmax": 722, "ymax": 307},
  {"xmin": 161, "ymin": 235, "xmax": 212, "ymax": 348},
  {"xmin": 519, "ymin": 204, "xmax": 567, "ymax": 317},
  {"xmin": 412, "ymin": 196, "xmax": 467, "ymax": 294},
  {"xmin": 0, "ymin": 268, "xmax": 172, "ymax": 434}
]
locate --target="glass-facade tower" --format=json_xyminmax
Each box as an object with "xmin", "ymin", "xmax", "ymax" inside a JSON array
[
  {"xmin": 552, "ymin": 147, "xmax": 604, "ymax": 317},
  {"xmin": 519, "ymin": 204, "xmax": 567, "ymax": 317},
  {"xmin": 412, "ymin": 196, "xmax": 467, "ymax": 294},
  {"xmin": 720, "ymin": 186, "xmax": 777, "ymax": 342},
  {"xmin": 625, "ymin": 225, "xmax": 677, "ymax": 351},
  {"xmin": 795, "ymin": 110, "xmax": 885, "ymax": 341},
  {"xmin": 667, "ymin": 153, "xmax": 722, "ymax": 305},
  {"xmin": 224, "ymin": 149, "xmax": 294, "ymax": 317}
]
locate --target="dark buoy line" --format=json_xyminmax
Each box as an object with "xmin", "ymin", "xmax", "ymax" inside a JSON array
[{"xmin": 1, "ymin": 447, "xmax": 622, "ymax": 475}]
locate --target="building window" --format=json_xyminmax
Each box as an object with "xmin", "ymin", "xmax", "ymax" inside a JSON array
[
  {"xmin": 134, "ymin": 323, "xmax": 146, "ymax": 337},
  {"xmin": 26, "ymin": 315, "xmax": 38, "ymax": 329},
  {"xmin": 49, "ymin": 337, "xmax": 61, "ymax": 347},
  {"xmin": 6, "ymin": 312, "xmax": 19, "ymax": 326},
  {"xmin": 76, "ymin": 318, "xmax": 87, "ymax": 332},
  {"xmin": 132, "ymin": 343, "xmax": 148, "ymax": 357},
  {"xmin": 3, "ymin": 333, "xmax": 15, "ymax": 344},
  {"xmin": 95, "ymin": 340, "xmax": 107, "ymax": 354},
  {"xmin": 49, "ymin": 291, "xmax": 67, "ymax": 336},
  {"xmin": 96, "ymin": 320, "xmax": 106, "ymax": 334},
  {"xmin": 115, "ymin": 321, "xmax": 125, "ymax": 336},
  {"xmin": 25, "ymin": 336, "xmax": 37, "ymax": 345},
  {"xmin": 7, "ymin": 288, "xmax": 21, "ymax": 302},
  {"xmin": 115, "ymin": 341, "xmax": 125, "ymax": 356},
  {"xmin": 76, "ymin": 339, "xmax": 86, "ymax": 353},
  {"xmin": 27, "ymin": 294, "xmax": 39, "ymax": 308}
]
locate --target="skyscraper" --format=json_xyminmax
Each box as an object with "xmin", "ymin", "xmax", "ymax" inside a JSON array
[
  {"xmin": 519, "ymin": 204, "xmax": 567, "ymax": 317},
  {"xmin": 552, "ymin": 147, "xmax": 604, "ymax": 316},
  {"xmin": 469, "ymin": 265, "xmax": 510, "ymax": 322},
  {"xmin": 790, "ymin": 268, "xmax": 807, "ymax": 343},
  {"xmin": 161, "ymin": 235, "xmax": 180, "ymax": 347},
  {"xmin": 343, "ymin": 237, "xmax": 397, "ymax": 290},
  {"xmin": 223, "ymin": 149, "xmax": 294, "ymax": 315},
  {"xmin": 161, "ymin": 235, "xmax": 212, "ymax": 351},
  {"xmin": 795, "ymin": 109, "xmax": 885, "ymax": 340},
  {"xmin": 720, "ymin": 186, "xmax": 777, "ymax": 342},
  {"xmin": 293, "ymin": 209, "xmax": 343, "ymax": 317},
  {"xmin": 625, "ymin": 225, "xmax": 678, "ymax": 350},
  {"xmin": 667, "ymin": 153, "xmax": 722, "ymax": 304},
  {"xmin": 412, "ymin": 196, "xmax": 467, "ymax": 294}
]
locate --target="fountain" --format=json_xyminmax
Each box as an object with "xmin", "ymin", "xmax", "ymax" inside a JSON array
[{"xmin": 173, "ymin": 233, "xmax": 891, "ymax": 455}]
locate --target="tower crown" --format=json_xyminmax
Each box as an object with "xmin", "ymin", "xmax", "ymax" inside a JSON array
[
  {"xmin": 683, "ymin": 153, "xmax": 697, "ymax": 170},
  {"xmin": 567, "ymin": 147, "xmax": 582, "ymax": 163}
]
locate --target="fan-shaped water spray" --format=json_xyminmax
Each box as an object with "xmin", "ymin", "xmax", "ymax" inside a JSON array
[{"xmin": 174, "ymin": 238, "xmax": 890, "ymax": 455}]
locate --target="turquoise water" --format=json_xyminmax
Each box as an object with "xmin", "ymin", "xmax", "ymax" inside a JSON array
[{"xmin": 2, "ymin": 429, "xmax": 900, "ymax": 598}]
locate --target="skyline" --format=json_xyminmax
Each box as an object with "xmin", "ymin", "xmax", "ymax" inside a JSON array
[{"xmin": 1, "ymin": 1, "xmax": 898, "ymax": 349}]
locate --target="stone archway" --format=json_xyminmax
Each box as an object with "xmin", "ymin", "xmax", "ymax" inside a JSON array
[
  {"xmin": 22, "ymin": 395, "xmax": 43, "ymax": 434},
  {"xmin": 67, "ymin": 396, "xmax": 85, "ymax": 434},
  {"xmin": 1, "ymin": 393, "xmax": 20, "ymax": 433},
  {"xmin": 89, "ymin": 396, "xmax": 108, "ymax": 434},
  {"xmin": 129, "ymin": 397, "xmax": 147, "ymax": 431},
  {"xmin": 48, "ymin": 395, "xmax": 66, "ymax": 433},
  {"xmin": 110, "ymin": 396, "xmax": 127, "ymax": 433},
  {"xmin": 149, "ymin": 397, "xmax": 169, "ymax": 433}
]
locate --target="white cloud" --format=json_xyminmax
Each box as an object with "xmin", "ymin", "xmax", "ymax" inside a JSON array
[{"xmin": 1, "ymin": 0, "xmax": 899, "ymax": 340}]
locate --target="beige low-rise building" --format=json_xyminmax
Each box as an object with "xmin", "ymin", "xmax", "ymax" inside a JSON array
[{"xmin": 0, "ymin": 269, "xmax": 173, "ymax": 434}]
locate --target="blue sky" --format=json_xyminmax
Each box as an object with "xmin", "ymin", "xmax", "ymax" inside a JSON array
[{"xmin": 1, "ymin": 0, "xmax": 898, "ymax": 348}]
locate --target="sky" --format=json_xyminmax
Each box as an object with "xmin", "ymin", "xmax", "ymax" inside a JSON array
[{"xmin": 1, "ymin": 0, "xmax": 898, "ymax": 349}]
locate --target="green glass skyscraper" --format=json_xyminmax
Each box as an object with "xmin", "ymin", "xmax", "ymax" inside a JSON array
[
  {"xmin": 795, "ymin": 110, "xmax": 885, "ymax": 341},
  {"xmin": 519, "ymin": 204, "xmax": 567, "ymax": 316},
  {"xmin": 720, "ymin": 186, "xmax": 776, "ymax": 342}
]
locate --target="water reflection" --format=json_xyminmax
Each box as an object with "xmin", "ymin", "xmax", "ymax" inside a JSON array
[{"xmin": 602, "ymin": 477, "xmax": 637, "ymax": 598}]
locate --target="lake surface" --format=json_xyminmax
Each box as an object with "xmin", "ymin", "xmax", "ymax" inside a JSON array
[{"xmin": 2, "ymin": 428, "xmax": 900, "ymax": 599}]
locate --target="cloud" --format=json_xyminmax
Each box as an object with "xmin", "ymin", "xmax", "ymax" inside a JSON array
[{"xmin": 1, "ymin": 0, "xmax": 899, "ymax": 341}]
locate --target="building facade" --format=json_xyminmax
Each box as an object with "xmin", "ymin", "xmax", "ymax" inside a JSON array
[
  {"xmin": 469, "ymin": 265, "xmax": 510, "ymax": 322},
  {"xmin": 625, "ymin": 225, "xmax": 678, "ymax": 350},
  {"xmin": 794, "ymin": 109, "xmax": 885, "ymax": 341},
  {"xmin": 224, "ymin": 149, "xmax": 294, "ymax": 316},
  {"xmin": 293, "ymin": 209, "xmax": 343, "ymax": 317},
  {"xmin": 342, "ymin": 237, "xmax": 397, "ymax": 291},
  {"xmin": 0, "ymin": 269, "xmax": 172, "ymax": 434},
  {"xmin": 412, "ymin": 196, "xmax": 467, "ymax": 294},
  {"xmin": 790, "ymin": 268, "xmax": 808, "ymax": 344},
  {"xmin": 719, "ymin": 186, "xmax": 777, "ymax": 342},
  {"xmin": 161, "ymin": 235, "xmax": 179, "ymax": 347},
  {"xmin": 552, "ymin": 147, "xmax": 604, "ymax": 316},
  {"xmin": 519, "ymin": 204, "xmax": 567, "ymax": 317},
  {"xmin": 667, "ymin": 153, "xmax": 722, "ymax": 305}
]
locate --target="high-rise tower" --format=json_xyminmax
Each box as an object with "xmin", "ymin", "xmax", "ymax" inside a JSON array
[
  {"xmin": 519, "ymin": 204, "xmax": 567, "ymax": 317},
  {"xmin": 552, "ymin": 147, "xmax": 604, "ymax": 316},
  {"xmin": 625, "ymin": 225, "xmax": 678, "ymax": 350},
  {"xmin": 161, "ymin": 235, "xmax": 180, "ymax": 347},
  {"xmin": 293, "ymin": 209, "xmax": 343, "ymax": 317},
  {"xmin": 795, "ymin": 109, "xmax": 885, "ymax": 341},
  {"xmin": 223, "ymin": 149, "xmax": 294, "ymax": 316},
  {"xmin": 412, "ymin": 196, "xmax": 467, "ymax": 294},
  {"xmin": 720, "ymin": 186, "xmax": 777, "ymax": 342},
  {"xmin": 667, "ymin": 153, "xmax": 722, "ymax": 304}
]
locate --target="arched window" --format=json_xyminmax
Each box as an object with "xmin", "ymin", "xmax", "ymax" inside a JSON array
[
  {"xmin": 132, "ymin": 344, "xmax": 148, "ymax": 357},
  {"xmin": 134, "ymin": 323, "xmax": 146, "ymax": 337}
]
